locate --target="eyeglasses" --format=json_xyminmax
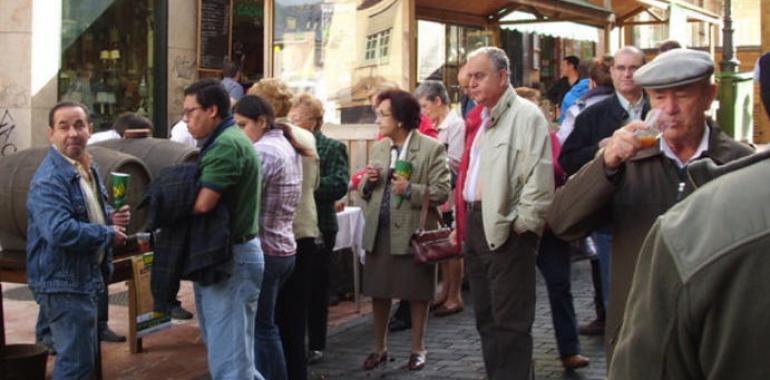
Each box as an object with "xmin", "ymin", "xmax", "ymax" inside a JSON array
[{"xmin": 181, "ymin": 107, "xmax": 202, "ymax": 118}]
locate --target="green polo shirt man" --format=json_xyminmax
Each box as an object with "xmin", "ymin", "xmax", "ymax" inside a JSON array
[{"xmin": 182, "ymin": 79, "xmax": 263, "ymax": 379}]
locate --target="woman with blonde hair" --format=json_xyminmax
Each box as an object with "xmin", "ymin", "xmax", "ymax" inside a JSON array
[{"xmin": 288, "ymin": 93, "xmax": 350, "ymax": 368}]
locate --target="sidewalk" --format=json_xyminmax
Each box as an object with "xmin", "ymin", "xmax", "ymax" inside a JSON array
[
  {"xmin": 309, "ymin": 259, "xmax": 607, "ymax": 380},
  {"xmin": 2, "ymin": 259, "xmax": 606, "ymax": 379}
]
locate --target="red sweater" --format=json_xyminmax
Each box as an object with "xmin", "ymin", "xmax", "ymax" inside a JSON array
[{"xmin": 454, "ymin": 104, "xmax": 484, "ymax": 250}]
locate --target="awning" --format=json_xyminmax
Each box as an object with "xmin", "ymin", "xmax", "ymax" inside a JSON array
[
  {"xmin": 415, "ymin": 0, "xmax": 613, "ymax": 28},
  {"xmin": 499, "ymin": 12, "xmax": 600, "ymax": 42},
  {"xmin": 613, "ymin": 0, "xmax": 721, "ymax": 26}
]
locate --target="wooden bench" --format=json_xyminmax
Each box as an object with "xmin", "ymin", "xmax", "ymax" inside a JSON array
[{"xmin": 0, "ymin": 250, "xmax": 144, "ymax": 352}]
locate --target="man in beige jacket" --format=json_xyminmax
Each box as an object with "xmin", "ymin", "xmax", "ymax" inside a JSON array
[{"xmin": 462, "ymin": 46, "xmax": 554, "ymax": 380}]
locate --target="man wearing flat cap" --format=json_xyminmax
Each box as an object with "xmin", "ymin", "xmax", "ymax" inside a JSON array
[{"xmin": 548, "ymin": 48, "xmax": 754, "ymax": 364}]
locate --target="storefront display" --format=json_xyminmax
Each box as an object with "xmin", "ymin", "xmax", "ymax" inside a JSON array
[{"xmin": 58, "ymin": 0, "xmax": 158, "ymax": 132}]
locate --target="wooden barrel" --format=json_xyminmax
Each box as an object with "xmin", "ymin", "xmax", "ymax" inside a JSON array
[
  {"xmin": 0, "ymin": 146, "xmax": 151, "ymax": 251},
  {"xmin": 91, "ymin": 138, "xmax": 199, "ymax": 179}
]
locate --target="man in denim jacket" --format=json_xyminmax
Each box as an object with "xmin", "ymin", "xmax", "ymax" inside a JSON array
[{"xmin": 27, "ymin": 101, "xmax": 129, "ymax": 379}]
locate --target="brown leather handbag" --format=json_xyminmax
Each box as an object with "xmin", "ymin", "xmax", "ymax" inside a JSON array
[{"xmin": 411, "ymin": 189, "xmax": 459, "ymax": 264}]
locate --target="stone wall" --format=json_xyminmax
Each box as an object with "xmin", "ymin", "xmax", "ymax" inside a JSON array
[
  {"xmin": 166, "ymin": 0, "xmax": 198, "ymax": 132},
  {"xmin": 0, "ymin": 0, "xmax": 33, "ymax": 155}
]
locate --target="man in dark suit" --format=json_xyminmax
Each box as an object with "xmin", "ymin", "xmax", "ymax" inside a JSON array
[{"xmin": 557, "ymin": 46, "xmax": 648, "ymax": 337}]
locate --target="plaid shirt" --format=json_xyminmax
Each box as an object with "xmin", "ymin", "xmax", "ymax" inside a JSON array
[
  {"xmin": 314, "ymin": 130, "xmax": 349, "ymax": 234},
  {"xmin": 255, "ymin": 129, "xmax": 303, "ymax": 256}
]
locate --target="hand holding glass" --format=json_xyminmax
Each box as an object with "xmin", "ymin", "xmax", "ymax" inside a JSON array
[{"xmin": 635, "ymin": 109, "xmax": 662, "ymax": 148}]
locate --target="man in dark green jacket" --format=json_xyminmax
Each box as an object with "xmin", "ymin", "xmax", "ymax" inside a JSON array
[{"xmin": 609, "ymin": 149, "xmax": 768, "ymax": 379}]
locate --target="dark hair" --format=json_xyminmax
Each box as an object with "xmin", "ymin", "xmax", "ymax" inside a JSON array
[
  {"xmin": 233, "ymin": 95, "xmax": 313, "ymax": 157},
  {"xmin": 184, "ymin": 79, "xmax": 231, "ymax": 119},
  {"xmin": 589, "ymin": 56, "xmax": 614, "ymax": 88},
  {"xmin": 564, "ymin": 56, "xmax": 580, "ymax": 70},
  {"xmin": 48, "ymin": 101, "xmax": 90, "ymax": 128},
  {"xmin": 222, "ymin": 61, "xmax": 241, "ymax": 78},
  {"xmin": 376, "ymin": 90, "xmax": 421, "ymax": 131},
  {"xmin": 111, "ymin": 112, "xmax": 153, "ymax": 136}
]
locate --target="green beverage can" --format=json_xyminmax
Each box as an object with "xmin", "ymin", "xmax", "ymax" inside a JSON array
[
  {"xmin": 394, "ymin": 160, "xmax": 413, "ymax": 180},
  {"xmin": 111, "ymin": 172, "xmax": 130, "ymax": 209}
]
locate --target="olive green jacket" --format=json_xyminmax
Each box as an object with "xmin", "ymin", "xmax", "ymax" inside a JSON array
[
  {"xmin": 609, "ymin": 150, "xmax": 770, "ymax": 380},
  {"xmin": 548, "ymin": 124, "xmax": 753, "ymax": 363},
  {"xmin": 359, "ymin": 132, "xmax": 450, "ymax": 255},
  {"xmin": 472, "ymin": 86, "xmax": 554, "ymax": 250}
]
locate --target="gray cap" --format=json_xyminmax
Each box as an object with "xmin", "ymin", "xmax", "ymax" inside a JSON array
[{"xmin": 633, "ymin": 49, "xmax": 714, "ymax": 89}]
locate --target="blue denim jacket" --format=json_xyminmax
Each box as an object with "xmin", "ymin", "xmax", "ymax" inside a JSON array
[{"xmin": 26, "ymin": 147, "xmax": 114, "ymax": 295}]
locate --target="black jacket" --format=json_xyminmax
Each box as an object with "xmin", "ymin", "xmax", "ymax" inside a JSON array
[
  {"xmin": 142, "ymin": 163, "xmax": 231, "ymax": 314},
  {"xmin": 559, "ymin": 94, "xmax": 650, "ymax": 176}
]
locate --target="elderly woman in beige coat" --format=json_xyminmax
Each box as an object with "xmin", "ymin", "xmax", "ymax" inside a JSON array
[{"xmin": 359, "ymin": 89, "xmax": 450, "ymax": 371}]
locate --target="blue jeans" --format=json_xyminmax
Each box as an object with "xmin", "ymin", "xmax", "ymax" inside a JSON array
[
  {"xmin": 36, "ymin": 268, "xmax": 111, "ymax": 348},
  {"xmin": 254, "ymin": 254, "xmax": 295, "ymax": 380},
  {"xmin": 34, "ymin": 292, "xmax": 98, "ymax": 380},
  {"xmin": 592, "ymin": 232, "xmax": 612, "ymax": 309},
  {"xmin": 536, "ymin": 232, "xmax": 579, "ymax": 358},
  {"xmin": 196, "ymin": 239, "xmax": 265, "ymax": 380}
]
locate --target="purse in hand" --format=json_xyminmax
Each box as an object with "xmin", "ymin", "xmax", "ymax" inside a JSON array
[{"xmin": 411, "ymin": 188, "xmax": 460, "ymax": 264}]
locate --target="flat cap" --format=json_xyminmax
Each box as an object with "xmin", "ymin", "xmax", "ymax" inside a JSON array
[{"xmin": 633, "ymin": 48, "xmax": 714, "ymax": 89}]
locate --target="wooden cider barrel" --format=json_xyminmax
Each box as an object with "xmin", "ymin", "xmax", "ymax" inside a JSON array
[
  {"xmin": 0, "ymin": 146, "xmax": 151, "ymax": 251},
  {"xmin": 91, "ymin": 137, "xmax": 199, "ymax": 179}
]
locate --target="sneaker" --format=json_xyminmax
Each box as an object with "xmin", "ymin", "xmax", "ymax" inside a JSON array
[
  {"xmin": 578, "ymin": 318, "xmax": 605, "ymax": 336},
  {"xmin": 170, "ymin": 305, "xmax": 194, "ymax": 320},
  {"xmin": 100, "ymin": 327, "xmax": 127, "ymax": 342},
  {"xmin": 308, "ymin": 350, "xmax": 324, "ymax": 365}
]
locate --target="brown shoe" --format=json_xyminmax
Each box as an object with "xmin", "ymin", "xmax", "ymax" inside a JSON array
[
  {"xmin": 433, "ymin": 305, "xmax": 464, "ymax": 317},
  {"xmin": 362, "ymin": 351, "xmax": 388, "ymax": 370},
  {"xmin": 578, "ymin": 318, "xmax": 605, "ymax": 335},
  {"xmin": 407, "ymin": 352, "xmax": 426, "ymax": 371},
  {"xmin": 562, "ymin": 354, "xmax": 590, "ymax": 369}
]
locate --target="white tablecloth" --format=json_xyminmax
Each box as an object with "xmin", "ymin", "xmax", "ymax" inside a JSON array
[
  {"xmin": 334, "ymin": 206, "xmax": 365, "ymax": 263},
  {"xmin": 333, "ymin": 206, "xmax": 365, "ymax": 311}
]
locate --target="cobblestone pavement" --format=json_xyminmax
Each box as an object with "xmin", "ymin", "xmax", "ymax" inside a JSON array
[{"xmin": 309, "ymin": 259, "xmax": 606, "ymax": 380}]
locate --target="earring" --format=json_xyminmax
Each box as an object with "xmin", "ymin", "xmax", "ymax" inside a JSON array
[{"xmin": 398, "ymin": 123, "xmax": 402, "ymax": 128}]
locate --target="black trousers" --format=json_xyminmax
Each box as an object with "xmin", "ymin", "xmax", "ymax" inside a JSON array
[
  {"xmin": 307, "ymin": 231, "xmax": 337, "ymax": 351},
  {"xmin": 465, "ymin": 208, "xmax": 538, "ymax": 380},
  {"xmin": 276, "ymin": 237, "xmax": 317, "ymax": 380}
]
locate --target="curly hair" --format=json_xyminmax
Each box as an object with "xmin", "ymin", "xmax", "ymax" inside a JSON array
[
  {"xmin": 247, "ymin": 78, "xmax": 294, "ymax": 117},
  {"xmin": 290, "ymin": 93, "xmax": 325, "ymax": 130}
]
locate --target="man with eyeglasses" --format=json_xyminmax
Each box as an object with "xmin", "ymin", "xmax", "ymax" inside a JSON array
[
  {"xmin": 554, "ymin": 46, "xmax": 649, "ymax": 340},
  {"xmin": 182, "ymin": 79, "xmax": 264, "ymax": 379}
]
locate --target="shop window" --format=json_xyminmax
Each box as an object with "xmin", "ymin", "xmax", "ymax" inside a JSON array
[
  {"xmin": 417, "ymin": 20, "xmax": 481, "ymax": 104},
  {"xmin": 58, "ymin": 0, "xmax": 158, "ymax": 132},
  {"xmin": 273, "ymin": 0, "xmax": 408, "ymax": 124}
]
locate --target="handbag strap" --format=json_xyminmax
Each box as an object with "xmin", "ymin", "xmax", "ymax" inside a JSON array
[{"xmin": 418, "ymin": 187, "xmax": 445, "ymax": 231}]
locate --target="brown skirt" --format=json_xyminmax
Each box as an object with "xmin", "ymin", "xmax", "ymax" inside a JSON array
[{"xmin": 362, "ymin": 223, "xmax": 435, "ymax": 301}]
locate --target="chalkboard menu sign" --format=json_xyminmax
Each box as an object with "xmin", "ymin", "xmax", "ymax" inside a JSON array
[{"xmin": 198, "ymin": 0, "xmax": 231, "ymax": 71}]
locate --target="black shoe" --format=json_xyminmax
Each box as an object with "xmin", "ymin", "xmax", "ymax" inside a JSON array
[
  {"xmin": 578, "ymin": 318, "xmax": 605, "ymax": 336},
  {"xmin": 388, "ymin": 318, "xmax": 411, "ymax": 332},
  {"xmin": 37, "ymin": 341, "xmax": 56, "ymax": 356},
  {"xmin": 170, "ymin": 305, "xmax": 194, "ymax": 320},
  {"xmin": 100, "ymin": 327, "xmax": 127, "ymax": 342},
  {"xmin": 308, "ymin": 350, "xmax": 324, "ymax": 365}
]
